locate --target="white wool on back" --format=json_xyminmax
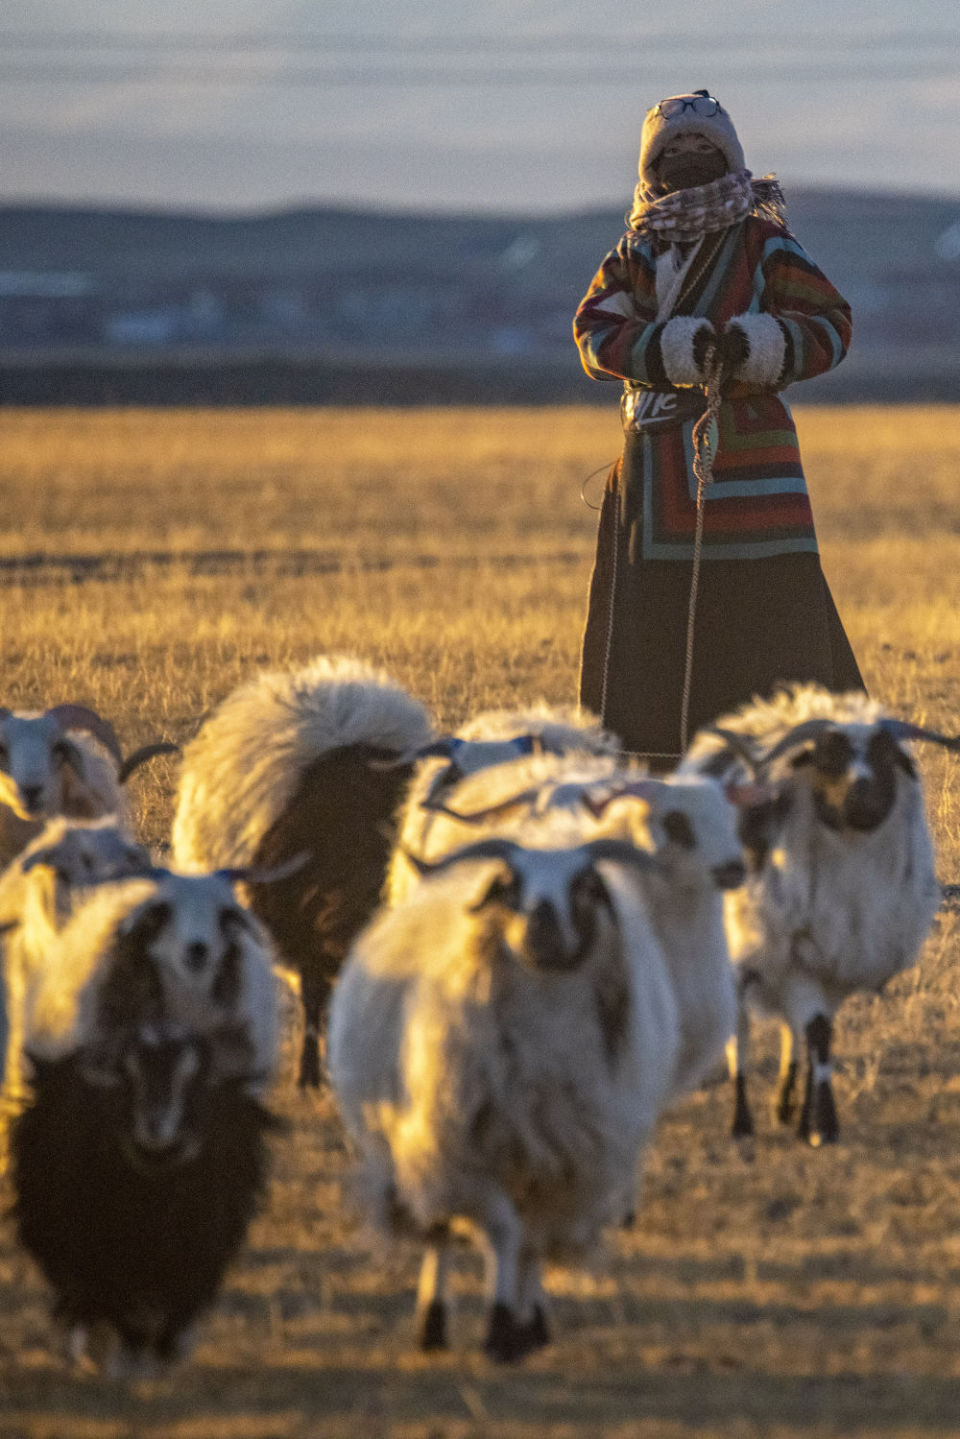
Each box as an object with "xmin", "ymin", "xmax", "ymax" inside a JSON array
[{"xmin": 172, "ymin": 654, "xmax": 433, "ymax": 871}]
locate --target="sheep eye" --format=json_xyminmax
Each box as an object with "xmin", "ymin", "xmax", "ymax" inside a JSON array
[
  {"xmin": 814, "ymin": 731, "xmax": 851, "ymax": 777},
  {"xmin": 0, "ymin": 744, "xmax": 8, "ymax": 768},
  {"xmin": 662, "ymin": 810, "xmax": 695, "ymax": 849}
]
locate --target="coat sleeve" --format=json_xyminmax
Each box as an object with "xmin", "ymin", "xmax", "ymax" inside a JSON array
[
  {"xmin": 573, "ymin": 236, "xmax": 675, "ymax": 387},
  {"xmin": 754, "ymin": 230, "xmax": 852, "ymax": 387}
]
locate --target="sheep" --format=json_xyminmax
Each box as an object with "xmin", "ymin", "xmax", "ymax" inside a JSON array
[
  {"xmin": 170, "ymin": 654, "xmax": 434, "ymax": 1087},
  {"xmin": 24, "ymin": 868, "xmax": 281, "ymax": 1099},
  {"xmin": 327, "ymin": 828, "xmax": 679, "ymax": 1361},
  {"xmin": 397, "ymin": 750, "xmax": 749, "ymax": 1098},
  {"xmin": 386, "ymin": 702, "xmax": 620, "ymax": 907},
  {"xmin": 0, "ymin": 703, "xmax": 178, "ymax": 868},
  {"xmin": 0, "ymin": 816, "xmax": 153, "ymax": 1108},
  {"xmin": 10, "ymin": 1015, "xmax": 275, "ymax": 1376},
  {"xmin": 680, "ymin": 683, "xmax": 953, "ymax": 1145}
]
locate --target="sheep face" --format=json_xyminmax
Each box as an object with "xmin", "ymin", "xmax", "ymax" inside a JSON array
[
  {"xmin": 622, "ymin": 778, "xmax": 747, "ymax": 892},
  {"xmin": 119, "ymin": 875, "xmax": 259, "ymax": 1007},
  {"xmin": 472, "ymin": 851, "xmax": 614, "ymax": 973},
  {"xmin": 24, "ymin": 821, "xmax": 151, "ymax": 889},
  {"xmin": 789, "ymin": 725, "xmax": 912, "ymax": 834},
  {"xmin": 0, "ymin": 714, "xmax": 85, "ymax": 821}
]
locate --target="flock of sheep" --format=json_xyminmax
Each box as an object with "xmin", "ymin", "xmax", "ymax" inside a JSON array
[{"xmin": 0, "ymin": 656, "xmax": 955, "ymax": 1373}]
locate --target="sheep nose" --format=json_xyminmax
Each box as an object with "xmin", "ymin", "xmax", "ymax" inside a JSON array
[
  {"xmin": 712, "ymin": 859, "xmax": 747, "ymax": 890},
  {"xmin": 184, "ymin": 941, "xmax": 208, "ymax": 973},
  {"xmin": 19, "ymin": 784, "xmax": 43, "ymax": 813}
]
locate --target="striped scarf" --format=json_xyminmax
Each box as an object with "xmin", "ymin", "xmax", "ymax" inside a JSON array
[{"xmin": 626, "ymin": 168, "xmax": 787, "ymax": 245}]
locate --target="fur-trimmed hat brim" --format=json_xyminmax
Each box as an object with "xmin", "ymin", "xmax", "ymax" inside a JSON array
[{"xmin": 639, "ymin": 95, "xmax": 745, "ymax": 185}]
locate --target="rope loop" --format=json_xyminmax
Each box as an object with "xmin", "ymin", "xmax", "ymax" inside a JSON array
[{"xmin": 679, "ymin": 347, "xmax": 725, "ymax": 755}]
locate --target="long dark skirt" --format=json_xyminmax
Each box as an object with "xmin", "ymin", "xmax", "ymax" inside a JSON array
[{"xmin": 580, "ymin": 454, "xmax": 863, "ymax": 764}]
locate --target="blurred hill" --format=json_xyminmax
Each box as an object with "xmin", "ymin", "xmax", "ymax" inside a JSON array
[{"xmin": 1, "ymin": 189, "xmax": 958, "ymax": 404}]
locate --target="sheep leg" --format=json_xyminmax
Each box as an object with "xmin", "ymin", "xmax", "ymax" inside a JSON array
[
  {"xmin": 512, "ymin": 1245, "xmax": 550, "ymax": 1355},
  {"xmin": 798, "ymin": 1013, "xmax": 839, "ymax": 1147},
  {"xmin": 726, "ymin": 997, "xmax": 754, "ymax": 1140},
  {"xmin": 297, "ymin": 969, "xmax": 327, "ymax": 1088},
  {"xmin": 416, "ymin": 1229, "xmax": 453, "ymax": 1351},
  {"xmin": 479, "ymin": 1191, "xmax": 527, "ymax": 1362},
  {"xmin": 773, "ymin": 1023, "xmax": 800, "ymax": 1125}
]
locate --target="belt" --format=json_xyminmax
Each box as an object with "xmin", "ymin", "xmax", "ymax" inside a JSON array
[{"xmin": 621, "ymin": 386, "xmax": 707, "ymax": 435}]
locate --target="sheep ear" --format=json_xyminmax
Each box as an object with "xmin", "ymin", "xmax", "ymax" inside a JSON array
[{"xmin": 21, "ymin": 848, "xmax": 59, "ymax": 873}]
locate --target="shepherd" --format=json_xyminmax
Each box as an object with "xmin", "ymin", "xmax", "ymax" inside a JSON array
[{"xmin": 574, "ymin": 90, "xmax": 863, "ymax": 767}]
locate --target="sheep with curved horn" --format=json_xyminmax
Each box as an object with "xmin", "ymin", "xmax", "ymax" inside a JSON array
[
  {"xmin": 680, "ymin": 682, "xmax": 945, "ymax": 1147},
  {"xmin": 0, "ymin": 817, "xmax": 155, "ymax": 1115},
  {"xmin": 0, "ymin": 704, "xmax": 178, "ymax": 870},
  {"xmin": 328, "ymin": 822, "xmax": 678, "ymax": 1361},
  {"xmin": 171, "ymin": 654, "xmax": 434, "ymax": 1087},
  {"xmin": 386, "ymin": 703, "xmax": 620, "ymax": 907},
  {"xmin": 393, "ymin": 743, "xmax": 750, "ymax": 1103}
]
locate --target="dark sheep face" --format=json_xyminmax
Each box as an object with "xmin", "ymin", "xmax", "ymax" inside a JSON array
[
  {"xmin": 474, "ymin": 860, "xmax": 613, "ymax": 973},
  {"xmin": 796, "ymin": 726, "xmax": 907, "ymax": 833}
]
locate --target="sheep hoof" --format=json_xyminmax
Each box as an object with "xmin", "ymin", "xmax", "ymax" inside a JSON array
[
  {"xmin": 516, "ymin": 1305, "xmax": 550, "ymax": 1353},
  {"xmin": 731, "ymin": 1076, "xmax": 754, "ymax": 1140},
  {"xmin": 418, "ymin": 1300, "xmax": 448, "ymax": 1351},
  {"xmin": 484, "ymin": 1302, "xmax": 525, "ymax": 1363},
  {"xmin": 297, "ymin": 1040, "xmax": 322, "ymax": 1089},
  {"xmin": 805, "ymin": 1083, "xmax": 839, "ymax": 1147}
]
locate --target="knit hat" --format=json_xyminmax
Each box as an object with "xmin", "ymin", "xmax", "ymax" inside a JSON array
[{"xmin": 638, "ymin": 92, "xmax": 745, "ymax": 188}]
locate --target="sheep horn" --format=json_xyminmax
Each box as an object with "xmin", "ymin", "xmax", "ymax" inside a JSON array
[
  {"xmin": 704, "ymin": 726, "xmax": 763, "ymax": 773},
  {"xmin": 419, "ymin": 786, "xmax": 541, "ymax": 822},
  {"xmin": 580, "ymin": 779, "xmax": 663, "ymax": 819},
  {"xmin": 878, "ymin": 719, "xmax": 960, "ymax": 751},
  {"xmin": 757, "ymin": 719, "xmax": 838, "ymax": 767},
  {"xmin": 581, "ymin": 839, "xmax": 660, "ymax": 872},
  {"xmin": 215, "ymin": 851, "xmax": 311, "ymax": 886},
  {"xmin": 44, "ymin": 704, "xmax": 124, "ymax": 768},
  {"xmin": 21, "ymin": 847, "xmax": 60, "ymax": 873},
  {"xmin": 367, "ymin": 737, "xmax": 458, "ymax": 770},
  {"xmin": 117, "ymin": 741, "xmax": 181, "ymax": 785},
  {"xmin": 401, "ymin": 837, "xmax": 522, "ymax": 877}
]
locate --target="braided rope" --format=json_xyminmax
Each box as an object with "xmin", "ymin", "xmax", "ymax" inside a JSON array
[{"xmin": 679, "ymin": 350, "xmax": 725, "ymax": 754}]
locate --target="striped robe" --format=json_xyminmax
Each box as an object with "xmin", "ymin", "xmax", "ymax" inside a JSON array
[{"xmin": 574, "ymin": 216, "xmax": 862, "ymax": 761}]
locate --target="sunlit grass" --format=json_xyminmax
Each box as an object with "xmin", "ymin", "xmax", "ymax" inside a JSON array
[{"xmin": 1, "ymin": 405, "xmax": 960, "ymax": 1436}]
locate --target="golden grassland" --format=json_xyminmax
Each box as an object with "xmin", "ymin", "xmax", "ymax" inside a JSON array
[{"xmin": 1, "ymin": 405, "xmax": 960, "ymax": 1437}]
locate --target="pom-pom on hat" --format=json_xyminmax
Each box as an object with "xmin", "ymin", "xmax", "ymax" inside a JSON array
[{"xmin": 639, "ymin": 91, "xmax": 745, "ymax": 187}]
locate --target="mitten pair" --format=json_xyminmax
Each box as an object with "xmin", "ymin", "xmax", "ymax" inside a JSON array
[{"xmin": 660, "ymin": 313, "xmax": 786, "ymax": 388}]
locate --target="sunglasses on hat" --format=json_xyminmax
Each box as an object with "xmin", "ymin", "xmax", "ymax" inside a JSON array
[{"xmin": 655, "ymin": 92, "xmax": 724, "ymax": 120}]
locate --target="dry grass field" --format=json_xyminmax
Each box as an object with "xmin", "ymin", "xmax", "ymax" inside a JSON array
[{"xmin": 1, "ymin": 404, "xmax": 960, "ymax": 1438}]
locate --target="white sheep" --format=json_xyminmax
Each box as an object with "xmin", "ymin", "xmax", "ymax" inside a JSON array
[
  {"xmin": 328, "ymin": 826, "xmax": 679, "ymax": 1361},
  {"xmin": 171, "ymin": 654, "xmax": 434, "ymax": 1086},
  {"xmin": 680, "ymin": 683, "xmax": 950, "ymax": 1145},
  {"xmin": 0, "ymin": 816, "xmax": 153, "ymax": 1107},
  {"xmin": 0, "ymin": 703, "xmax": 177, "ymax": 868},
  {"xmin": 395, "ymin": 749, "xmax": 748, "ymax": 1099},
  {"xmin": 386, "ymin": 702, "xmax": 620, "ymax": 907}
]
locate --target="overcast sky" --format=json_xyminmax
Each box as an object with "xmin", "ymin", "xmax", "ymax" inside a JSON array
[{"xmin": 2, "ymin": 1, "xmax": 959, "ymax": 213}]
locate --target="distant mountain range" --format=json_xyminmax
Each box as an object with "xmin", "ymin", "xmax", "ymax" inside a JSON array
[{"xmin": 1, "ymin": 189, "xmax": 958, "ymax": 404}]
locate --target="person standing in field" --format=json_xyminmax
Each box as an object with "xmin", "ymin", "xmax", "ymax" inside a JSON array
[{"xmin": 574, "ymin": 90, "xmax": 862, "ymax": 766}]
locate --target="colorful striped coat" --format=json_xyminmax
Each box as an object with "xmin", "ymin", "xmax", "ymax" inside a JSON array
[
  {"xmin": 574, "ymin": 215, "xmax": 862, "ymax": 762},
  {"xmin": 573, "ymin": 216, "xmax": 852, "ymax": 560}
]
